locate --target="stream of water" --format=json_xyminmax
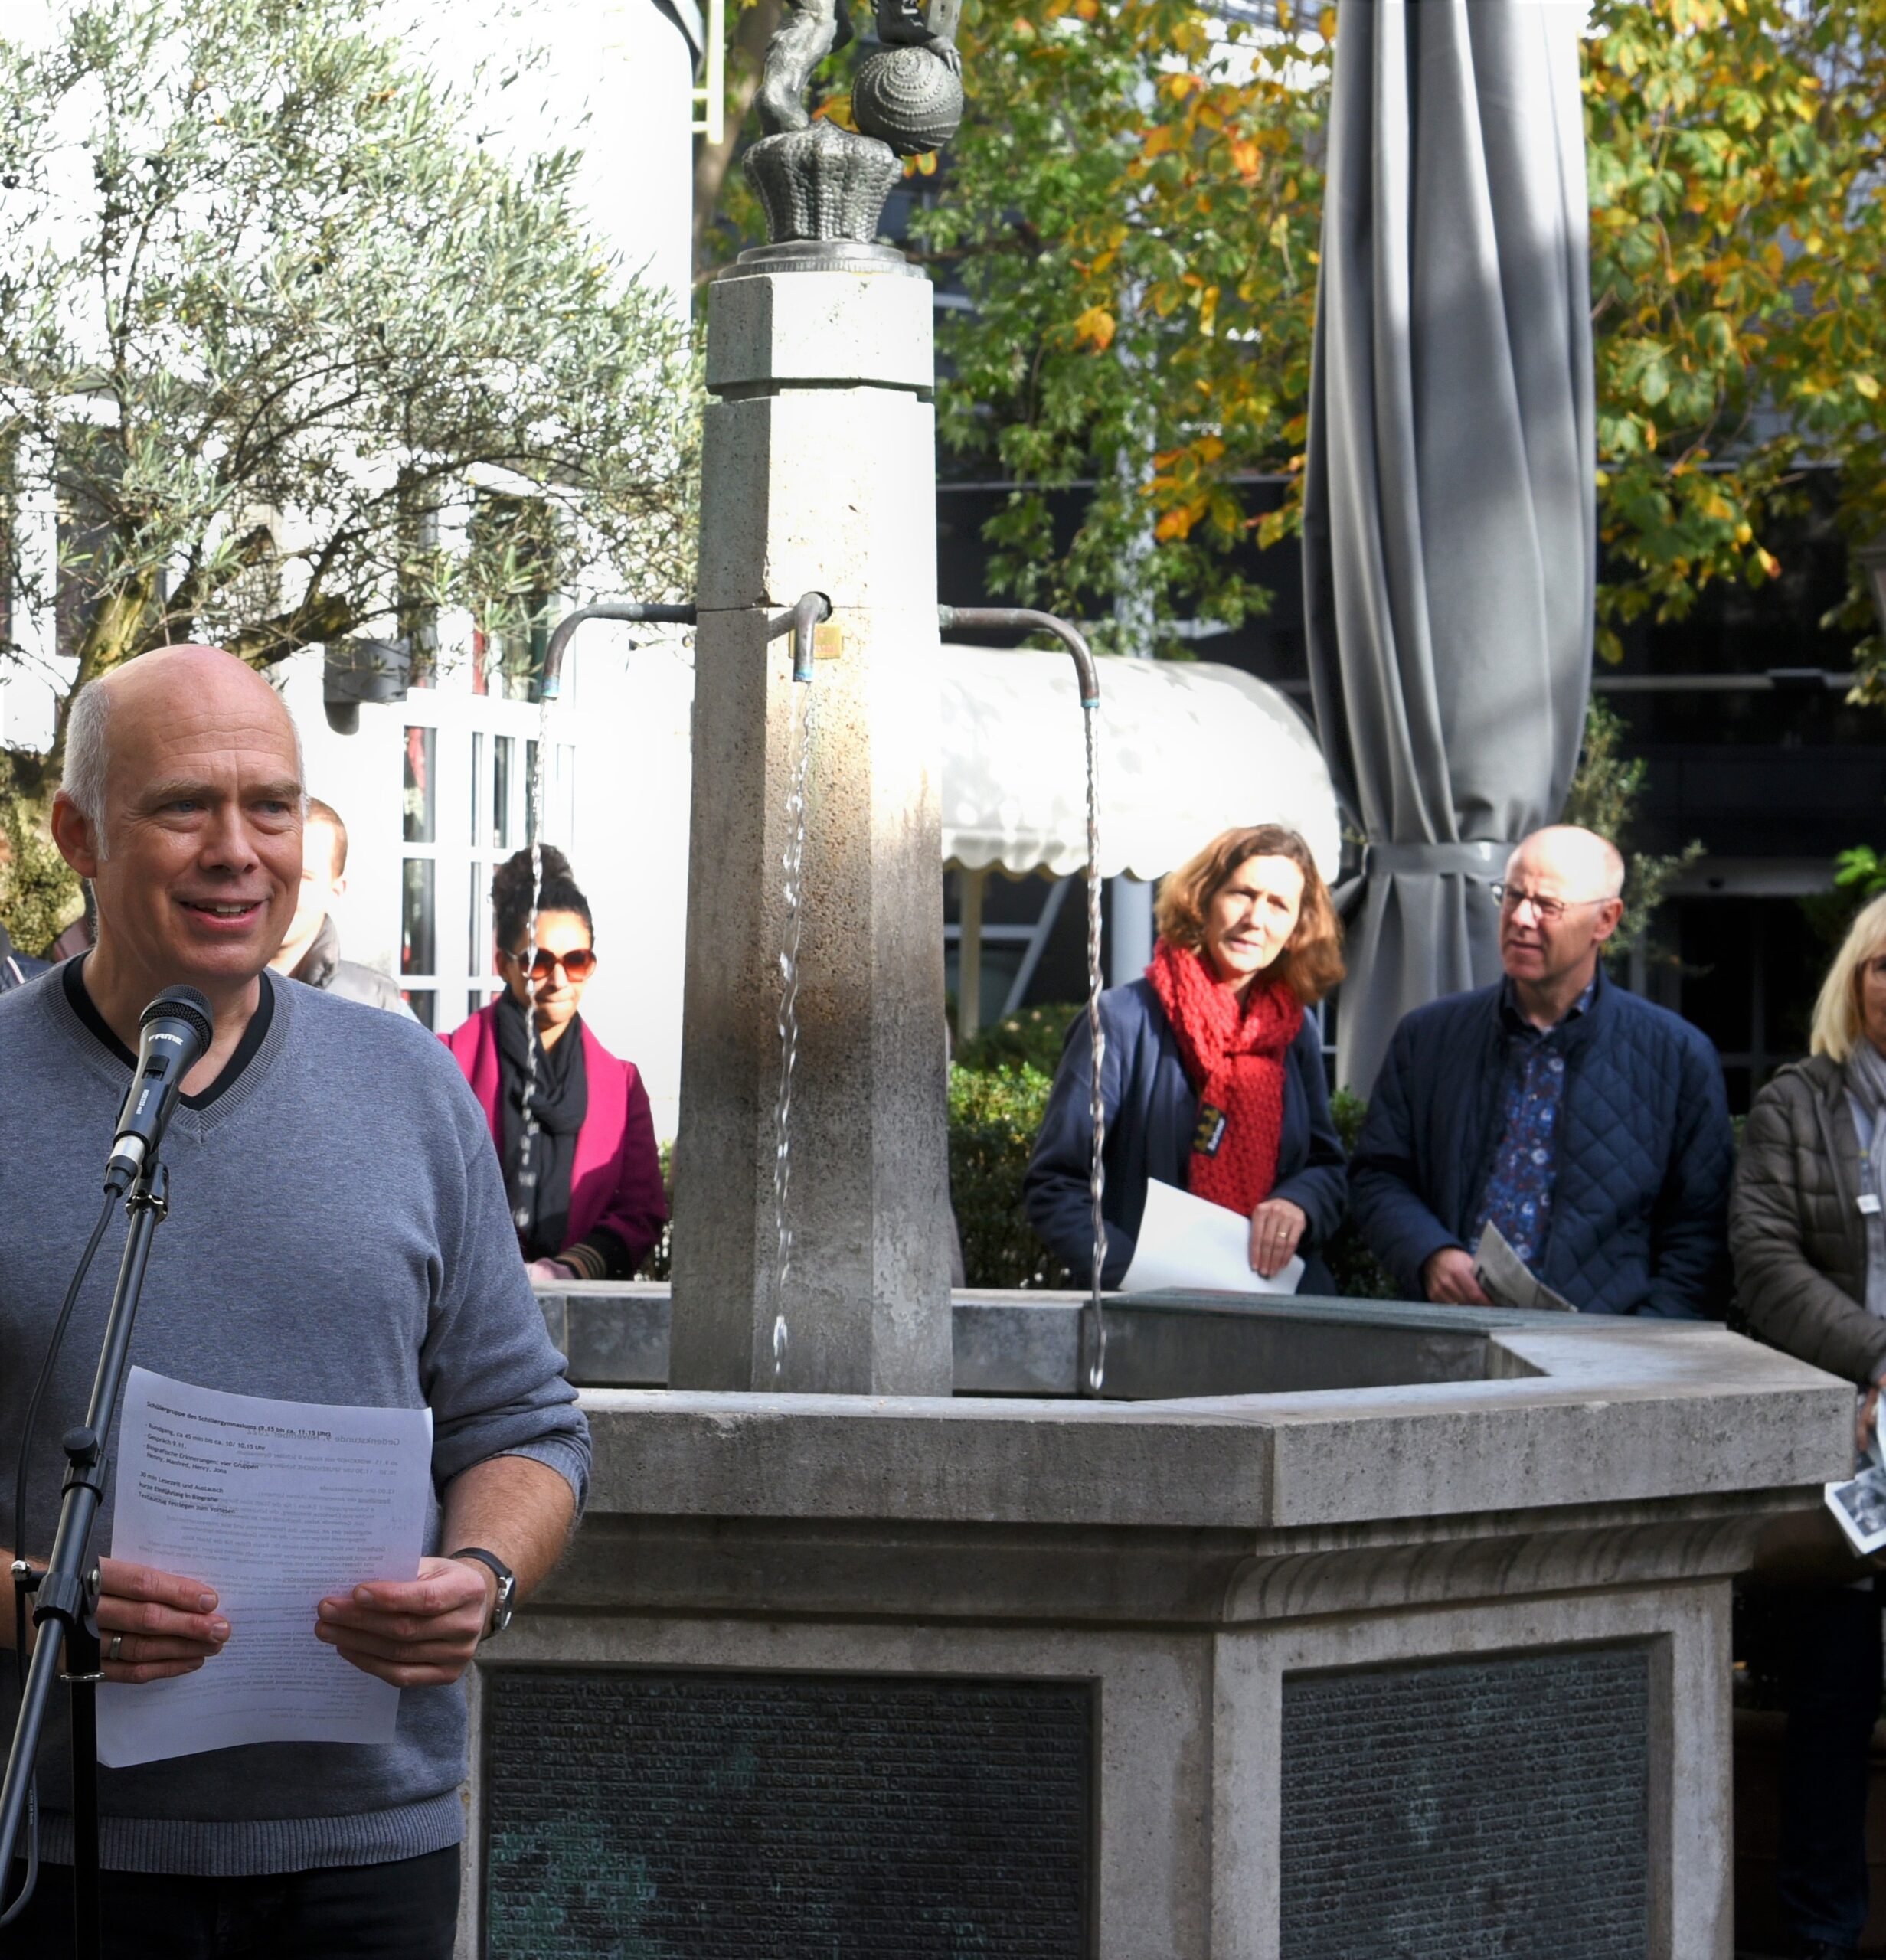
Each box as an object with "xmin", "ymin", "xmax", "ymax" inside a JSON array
[{"xmin": 770, "ymin": 679, "xmax": 818, "ymax": 1383}]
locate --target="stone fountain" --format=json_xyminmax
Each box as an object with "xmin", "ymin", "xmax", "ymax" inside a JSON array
[{"xmin": 456, "ymin": 9, "xmax": 1852, "ymax": 1955}]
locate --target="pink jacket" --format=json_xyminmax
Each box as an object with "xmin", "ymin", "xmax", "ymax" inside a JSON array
[{"xmin": 442, "ymin": 1004, "xmax": 668, "ymax": 1272}]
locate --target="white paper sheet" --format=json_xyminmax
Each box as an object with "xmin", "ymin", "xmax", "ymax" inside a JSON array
[
  {"xmin": 1119, "ymin": 1178, "xmax": 1303, "ymax": 1296},
  {"xmin": 1471, "ymin": 1222, "xmax": 1579, "ymax": 1314},
  {"xmin": 1828, "ymin": 1400, "xmax": 1886, "ymax": 1557},
  {"xmin": 97, "ymin": 1367, "xmax": 432, "ymax": 1768}
]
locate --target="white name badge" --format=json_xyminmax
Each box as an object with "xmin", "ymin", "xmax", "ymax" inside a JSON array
[{"xmin": 1861, "ymin": 1193, "xmax": 1882, "ymax": 1217}]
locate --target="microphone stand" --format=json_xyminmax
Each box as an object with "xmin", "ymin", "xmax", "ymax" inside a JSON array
[{"xmin": 0, "ymin": 1158, "xmax": 169, "ymax": 1960}]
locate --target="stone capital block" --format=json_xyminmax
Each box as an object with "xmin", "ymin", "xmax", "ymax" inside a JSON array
[{"xmin": 707, "ymin": 268, "xmax": 934, "ymax": 397}]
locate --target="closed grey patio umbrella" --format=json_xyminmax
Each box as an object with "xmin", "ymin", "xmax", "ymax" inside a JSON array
[{"xmin": 1304, "ymin": 0, "xmax": 1595, "ymax": 1095}]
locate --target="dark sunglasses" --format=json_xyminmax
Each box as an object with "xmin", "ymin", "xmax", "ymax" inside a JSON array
[{"xmin": 505, "ymin": 946, "xmax": 597, "ymax": 982}]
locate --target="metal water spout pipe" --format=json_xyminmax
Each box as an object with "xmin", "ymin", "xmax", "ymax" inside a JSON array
[
  {"xmin": 538, "ymin": 593, "xmax": 832, "ymax": 699},
  {"xmin": 935, "ymin": 603, "xmax": 1109, "ymax": 1393},
  {"xmin": 539, "ymin": 603, "xmax": 697, "ymax": 701},
  {"xmin": 936, "ymin": 605, "xmax": 1100, "ymax": 707},
  {"xmin": 781, "ymin": 591, "xmax": 832, "ymax": 684}
]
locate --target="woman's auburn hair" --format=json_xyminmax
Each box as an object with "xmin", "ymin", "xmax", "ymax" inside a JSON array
[
  {"xmin": 1811, "ymin": 890, "xmax": 1886, "ymax": 1062},
  {"xmin": 1153, "ymin": 824, "xmax": 1345, "ymax": 1006}
]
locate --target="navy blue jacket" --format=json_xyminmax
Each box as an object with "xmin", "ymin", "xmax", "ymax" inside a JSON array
[
  {"xmin": 1022, "ymin": 979, "xmax": 1347, "ymax": 1291},
  {"xmin": 1348, "ymin": 969, "xmax": 1734, "ymax": 1317}
]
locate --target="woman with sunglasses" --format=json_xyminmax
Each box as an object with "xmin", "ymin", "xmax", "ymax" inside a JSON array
[{"xmin": 443, "ymin": 847, "xmax": 667, "ymax": 1281}]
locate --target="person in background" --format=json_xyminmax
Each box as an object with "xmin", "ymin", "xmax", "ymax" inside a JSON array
[
  {"xmin": 443, "ymin": 847, "xmax": 666, "ymax": 1282},
  {"xmin": 0, "ymin": 923, "xmax": 46, "ymax": 993},
  {"xmin": 1349, "ymin": 825, "xmax": 1734, "ymax": 1316},
  {"xmin": 1023, "ymin": 823, "xmax": 1347, "ymax": 1292},
  {"xmin": 1732, "ymin": 892, "xmax": 1886, "ymax": 1960},
  {"xmin": 268, "ymin": 795, "xmax": 410, "ymax": 1014}
]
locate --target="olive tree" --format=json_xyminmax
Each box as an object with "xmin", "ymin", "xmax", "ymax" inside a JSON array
[{"xmin": 0, "ymin": 0, "xmax": 696, "ymax": 832}]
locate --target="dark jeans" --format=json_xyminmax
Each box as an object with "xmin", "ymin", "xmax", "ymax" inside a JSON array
[
  {"xmin": 0, "ymin": 1845, "xmax": 459, "ymax": 1960},
  {"xmin": 1780, "ymin": 1581, "xmax": 1883, "ymax": 1950}
]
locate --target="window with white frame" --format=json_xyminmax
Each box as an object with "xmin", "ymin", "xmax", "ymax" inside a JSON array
[{"xmin": 397, "ymin": 688, "xmax": 576, "ymax": 1031}]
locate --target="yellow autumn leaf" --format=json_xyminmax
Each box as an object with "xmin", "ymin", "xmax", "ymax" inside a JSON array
[
  {"xmin": 1074, "ymin": 305, "xmax": 1116, "ymax": 352},
  {"xmin": 1854, "ymin": 372, "xmax": 1881, "ymax": 400},
  {"xmin": 1154, "ymin": 508, "xmax": 1194, "ymax": 542}
]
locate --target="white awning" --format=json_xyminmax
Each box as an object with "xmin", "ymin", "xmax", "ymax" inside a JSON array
[{"xmin": 938, "ymin": 645, "xmax": 1341, "ymax": 883}]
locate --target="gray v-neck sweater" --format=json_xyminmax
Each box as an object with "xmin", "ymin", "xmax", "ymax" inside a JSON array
[{"xmin": 0, "ymin": 963, "xmax": 590, "ymax": 1874}]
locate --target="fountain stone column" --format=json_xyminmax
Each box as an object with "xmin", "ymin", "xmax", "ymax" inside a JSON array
[{"xmin": 666, "ymin": 260, "xmax": 955, "ymax": 1394}]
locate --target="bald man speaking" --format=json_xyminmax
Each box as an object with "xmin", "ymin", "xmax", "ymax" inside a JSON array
[
  {"xmin": 1350, "ymin": 825, "xmax": 1735, "ymax": 1318},
  {"xmin": 0, "ymin": 647, "xmax": 588, "ymax": 1956}
]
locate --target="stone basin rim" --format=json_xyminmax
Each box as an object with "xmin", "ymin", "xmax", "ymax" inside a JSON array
[{"xmin": 574, "ymin": 1321, "xmax": 1852, "ymax": 1534}]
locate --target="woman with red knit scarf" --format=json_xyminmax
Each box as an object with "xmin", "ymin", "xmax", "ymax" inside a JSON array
[{"xmin": 1023, "ymin": 825, "xmax": 1347, "ymax": 1292}]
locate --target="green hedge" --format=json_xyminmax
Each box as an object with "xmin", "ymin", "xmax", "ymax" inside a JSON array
[
  {"xmin": 1322, "ymin": 1089, "xmax": 1395, "ymax": 1299},
  {"xmin": 948, "ymin": 1061, "xmax": 1072, "ymax": 1289},
  {"xmin": 955, "ymin": 1002, "xmax": 1083, "ymax": 1078}
]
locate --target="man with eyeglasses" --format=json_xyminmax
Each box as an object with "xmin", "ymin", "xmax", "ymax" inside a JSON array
[{"xmin": 1350, "ymin": 825, "xmax": 1734, "ymax": 1317}]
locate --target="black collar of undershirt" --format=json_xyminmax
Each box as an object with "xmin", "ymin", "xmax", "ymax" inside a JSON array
[{"xmin": 64, "ymin": 956, "xmax": 274, "ymax": 1111}]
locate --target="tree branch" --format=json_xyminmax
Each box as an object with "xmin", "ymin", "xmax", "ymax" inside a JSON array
[{"xmin": 691, "ymin": 0, "xmax": 782, "ymax": 286}]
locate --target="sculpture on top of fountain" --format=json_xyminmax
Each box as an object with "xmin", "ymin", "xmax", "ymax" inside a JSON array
[{"xmin": 742, "ymin": 0, "xmax": 964, "ymax": 260}]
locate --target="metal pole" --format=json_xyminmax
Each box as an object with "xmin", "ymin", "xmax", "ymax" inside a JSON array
[
  {"xmin": 0, "ymin": 1165, "xmax": 169, "ymax": 1955},
  {"xmin": 937, "ymin": 606, "xmax": 1109, "ymax": 1392},
  {"xmin": 957, "ymin": 867, "xmax": 985, "ymax": 1044}
]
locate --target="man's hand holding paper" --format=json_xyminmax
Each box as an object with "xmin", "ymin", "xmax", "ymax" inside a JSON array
[
  {"xmin": 95, "ymin": 1556, "xmax": 229, "ymax": 1686},
  {"xmin": 96, "ymin": 1367, "xmax": 433, "ymax": 1768},
  {"xmin": 315, "ymin": 1557, "xmax": 492, "ymax": 1689}
]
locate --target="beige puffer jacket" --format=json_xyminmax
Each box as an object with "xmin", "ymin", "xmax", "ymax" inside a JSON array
[{"xmin": 1731, "ymin": 1053, "xmax": 1886, "ymax": 1387}]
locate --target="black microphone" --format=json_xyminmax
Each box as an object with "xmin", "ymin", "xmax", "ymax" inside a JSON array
[{"xmin": 103, "ymin": 987, "xmax": 215, "ymax": 1197}]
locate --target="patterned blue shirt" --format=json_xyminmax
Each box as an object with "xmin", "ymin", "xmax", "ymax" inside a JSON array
[{"xmin": 1470, "ymin": 976, "xmax": 1597, "ymax": 1270}]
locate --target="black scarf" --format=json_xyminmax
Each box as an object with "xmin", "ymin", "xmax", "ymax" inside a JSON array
[{"xmin": 495, "ymin": 992, "xmax": 588, "ymax": 1261}]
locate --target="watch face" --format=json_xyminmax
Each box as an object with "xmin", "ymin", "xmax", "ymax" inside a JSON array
[{"xmin": 492, "ymin": 1571, "xmax": 516, "ymax": 1633}]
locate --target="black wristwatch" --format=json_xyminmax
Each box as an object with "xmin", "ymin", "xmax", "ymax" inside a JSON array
[{"xmin": 448, "ymin": 1547, "xmax": 516, "ymax": 1638}]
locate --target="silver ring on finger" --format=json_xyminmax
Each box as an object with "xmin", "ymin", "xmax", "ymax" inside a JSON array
[{"xmin": 109, "ymin": 1634, "xmax": 123, "ymax": 1663}]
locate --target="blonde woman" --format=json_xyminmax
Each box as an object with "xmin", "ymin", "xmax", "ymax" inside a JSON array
[{"xmin": 1731, "ymin": 890, "xmax": 1886, "ymax": 1960}]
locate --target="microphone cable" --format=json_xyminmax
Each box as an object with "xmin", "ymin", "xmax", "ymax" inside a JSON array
[{"xmin": 2, "ymin": 1186, "xmax": 121, "ymax": 1928}]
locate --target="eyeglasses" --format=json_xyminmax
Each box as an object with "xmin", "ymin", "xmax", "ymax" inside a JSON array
[
  {"xmin": 505, "ymin": 946, "xmax": 597, "ymax": 982},
  {"xmin": 1489, "ymin": 883, "xmax": 1613, "ymax": 923}
]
